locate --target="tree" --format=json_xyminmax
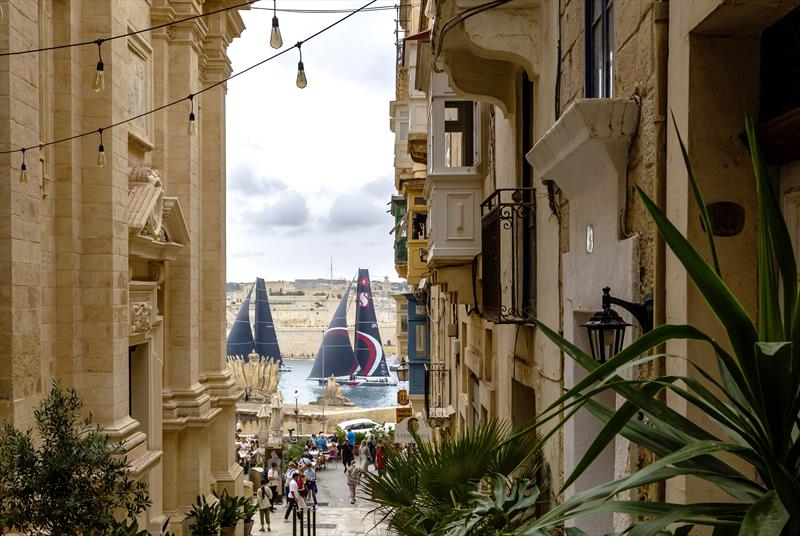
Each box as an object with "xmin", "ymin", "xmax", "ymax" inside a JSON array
[{"xmin": 0, "ymin": 382, "xmax": 151, "ymax": 535}]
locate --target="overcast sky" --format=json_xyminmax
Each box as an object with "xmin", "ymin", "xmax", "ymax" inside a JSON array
[{"xmin": 225, "ymin": 2, "xmax": 399, "ymax": 283}]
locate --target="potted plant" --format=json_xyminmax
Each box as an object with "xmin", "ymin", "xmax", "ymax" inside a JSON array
[
  {"xmin": 241, "ymin": 498, "xmax": 259, "ymax": 536},
  {"xmin": 186, "ymin": 495, "xmax": 220, "ymax": 536},
  {"xmin": 214, "ymin": 489, "xmax": 245, "ymax": 536}
]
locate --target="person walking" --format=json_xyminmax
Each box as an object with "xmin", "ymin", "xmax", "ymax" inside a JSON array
[
  {"xmin": 359, "ymin": 439, "xmax": 370, "ymax": 471},
  {"xmin": 266, "ymin": 462, "xmax": 281, "ymax": 510},
  {"xmin": 341, "ymin": 439, "xmax": 353, "ymax": 473},
  {"xmin": 283, "ymin": 472, "xmax": 306, "ymax": 522},
  {"xmin": 256, "ymin": 481, "xmax": 272, "ymax": 532},
  {"xmin": 346, "ymin": 461, "xmax": 361, "ymax": 504},
  {"xmin": 375, "ymin": 440, "xmax": 386, "ymax": 477},
  {"xmin": 305, "ymin": 464, "xmax": 318, "ymax": 505},
  {"xmin": 346, "ymin": 428, "xmax": 355, "ymax": 447}
]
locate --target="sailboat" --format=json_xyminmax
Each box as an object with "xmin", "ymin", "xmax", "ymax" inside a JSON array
[
  {"xmin": 306, "ymin": 281, "xmax": 359, "ymax": 384},
  {"xmin": 226, "ymin": 278, "xmax": 291, "ymax": 371},
  {"xmin": 350, "ymin": 268, "xmax": 395, "ymax": 386},
  {"xmin": 306, "ymin": 269, "xmax": 396, "ymax": 387},
  {"xmin": 227, "ymin": 285, "xmax": 256, "ymax": 359}
]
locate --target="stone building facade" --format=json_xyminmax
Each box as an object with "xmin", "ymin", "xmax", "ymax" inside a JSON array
[
  {"xmin": 391, "ymin": 0, "xmax": 800, "ymax": 532},
  {"xmin": 0, "ymin": 1, "xmax": 248, "ymax": 533}
]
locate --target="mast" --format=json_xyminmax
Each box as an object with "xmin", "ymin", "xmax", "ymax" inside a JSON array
[
  {"xmin": 354, "ymin": 268, "xmax": 390, "ymax": 377},
  {"xmin": 226, "ymin": 284, "xmax": 256, "ymax": 360},
  {"xmin": 254, "ymin": 277, "xmax": 282, "ymax": 364}
]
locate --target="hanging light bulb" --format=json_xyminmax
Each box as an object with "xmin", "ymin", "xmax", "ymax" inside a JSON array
[
  {"xmin": 92, "ymin": 40, "xmax": 105, "ymax": 92},
  {"xmin": 19, "ymin": 149, "xmax": 28, "ymax": 184},
  {"xmin": 296, "ymin": 44, "xmax": 307, "ymax": 89},
  {"xmin": 188, "ymin": 95, "xmax": 198, "ymax": 136},
  {"xmin": 270, "ymin": 0, "xmax": 283, "ymax": 49},
  {"xmin": 96, "ymin": 129, "xmax": 106, "ymax": 167}
]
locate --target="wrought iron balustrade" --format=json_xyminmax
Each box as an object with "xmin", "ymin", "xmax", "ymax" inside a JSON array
[
  {"xmin": 424, "ymin": 362, "xmax": 450, "ymax": 426},
  {"xmin": 480, "ymin": 188, "xmax": 536, "ymax": 324}
]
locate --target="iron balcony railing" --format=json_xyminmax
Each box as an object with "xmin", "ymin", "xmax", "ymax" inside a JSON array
[
  {"xmin": 424, "ymin": 363, "xmax": 450, "ymax": 424},
  {"xmin": 480, "ymin": 188, "xmax": 536, "ymax": 324}
]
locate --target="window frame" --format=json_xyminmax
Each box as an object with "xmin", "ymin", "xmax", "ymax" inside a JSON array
[
  {"xmin": 429, "ymin": 97, "xmax": 481, "ymax": 176},
  {"xmin": 585, "ymin": 0, "xmax": 614, "ymax": 98}
]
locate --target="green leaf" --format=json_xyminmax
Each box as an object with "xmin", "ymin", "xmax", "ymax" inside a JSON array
[
  {"xmin": 739, "ymin": 490, "xmax": 788, "ymax": 536},
  {"xmin": 671, "ymin": 111, "xmax": 721, "ymax": 276},
  {"xmin": 636, "ymin": 185, "xmax": 762, "ymax": 412}
]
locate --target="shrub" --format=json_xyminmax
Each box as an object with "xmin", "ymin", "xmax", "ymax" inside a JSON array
[{"xmin": 0, "ymin": 382, "xmax": 150, "ymax": 535}]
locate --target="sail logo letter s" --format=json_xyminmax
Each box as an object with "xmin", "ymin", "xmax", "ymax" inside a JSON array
[{"xmin": 358, "ymin": 291, "xmax": 371, "ymax": 308}]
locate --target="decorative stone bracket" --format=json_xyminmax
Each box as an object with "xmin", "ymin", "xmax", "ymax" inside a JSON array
[{"xmin": 433, "ymin": 0, "xmax": 539, "ymax": 115}]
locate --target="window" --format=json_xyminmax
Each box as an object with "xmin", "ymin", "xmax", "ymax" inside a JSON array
[
  {"xmin": 400, "ymin": 314, "xmax": 408, "ymax": 333},
  {"xmin": 430, "ymin": 96, "xmax": 480, "ymax": 174},
  {"xmin": 444, "ymin": 101, "xmax": 474, "ymax": 167},
  {"xmin": 585, "ymin": 0, "xmax": 614, "ymax": 98},
  {"xmin": 415, "ymin": 324, "xmax": 428, "ymax": 355},
  {"xmin": 411, "ymin": 212, "xmax": 428, "ymax": 240}
]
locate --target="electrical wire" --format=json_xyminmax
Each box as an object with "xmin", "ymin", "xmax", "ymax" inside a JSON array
[
  {"xmin": 0, "ymin": 0, "xmax": 260, "ymax": 57},
  {"xmin": 254, "ymin": 4, "xmax": 414, "ymax": 13},
  {"xmin": 1, "ymin": 0, "xmax": 380, "ymax": 157}
]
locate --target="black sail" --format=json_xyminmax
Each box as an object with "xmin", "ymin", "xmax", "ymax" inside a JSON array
[
  {"xmin": 226, "ymin": 284, "xmax": 255, "ymax": 359},
  {"xmin": 254, "ymin": 277, "xmax": 282, "ymax": 364},
  {"xmin": 354, "ymin": 269, "xmax": 389, "ymax": 377},
  {"xmin": 307, "ymin": 282, "xmax": 358, "ymax": 380}
]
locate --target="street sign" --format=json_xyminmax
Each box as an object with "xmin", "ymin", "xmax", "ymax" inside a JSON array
[
  {"xmin": 396, "ymin": 405, "xmax": 413, "ymax": 422},
  {"xmin": 397, "ymin": 388, "xmax": 409, "ymax": 406}
]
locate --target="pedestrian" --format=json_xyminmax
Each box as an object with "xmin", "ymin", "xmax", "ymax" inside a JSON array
[
  {"xmin": 315, "ymin": 432, "xmax": 327, "ymax": 451},
  {"xmin": 256, "ymin": 481, "xmax": 272, "ymax": 532},
  {"xmin": 284, "ymin": 472, "xmax": 306, "ymax": 522},
  {"xmin": 346, "ymin": 460, "xmax": 361, "ymax": 504},
  {"xmin": 359, "ymin": 439, "xmax": 370, "ymax": 471},
  {"xmin": 341, "ymin": 439, "xmax": 353, "ymax": 473},
  {"xmin": 346, "ymin": 428, "xmax": 356, "ymax": 447},
  {"xmin": 284, "ymin": 462, "xmax": 298, "ymax": 499},
  {"xmin": 375, "ymin": 440, "xmax": 386, "ymax": 477},
  {"xmin": 367, "ymin": 434, "xmax": 377, "ymax": 462},
  {"xmin": 267, "ymin": 462, "xmax": 281, "ymax": 509},
  {"xmin": 305, "ymin": 464, "xmax": 318, "ymax": 505}
]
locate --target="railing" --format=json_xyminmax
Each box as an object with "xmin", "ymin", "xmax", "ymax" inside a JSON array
[
  {"xmin": 291, "ymin": 503, "xmax": 317, "ymax": 536},
  {"xmin": 480, "ymin": 188, "xmax": 536, "ymax": 324},
  {"xmin": 424, "ymin": 363, "xmax": 450, "ymax": 426}
]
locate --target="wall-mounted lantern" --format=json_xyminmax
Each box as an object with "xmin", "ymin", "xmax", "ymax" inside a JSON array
[
  {"xmin": 582, "ymin": 287, "xmax": 653, "ymax": 362},
  {"xmin": 396, "ymin": 357, "xmax": 410, "ymax": 382}
]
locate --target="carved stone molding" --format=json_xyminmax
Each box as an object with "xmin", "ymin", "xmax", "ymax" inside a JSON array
[{"xmin": 131, "ymin": 301, "xmax": 153, "ymax": 335}]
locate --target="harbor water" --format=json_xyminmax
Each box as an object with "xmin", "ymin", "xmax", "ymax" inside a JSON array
[{"xmin": 278, "ymin": 358, "xmax": 404, "ymax": 407}]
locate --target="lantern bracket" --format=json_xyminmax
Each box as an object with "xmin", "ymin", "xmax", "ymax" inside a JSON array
[{"xmin": 602, "ymin": 287, "xmax": 653, "ymax": 333}]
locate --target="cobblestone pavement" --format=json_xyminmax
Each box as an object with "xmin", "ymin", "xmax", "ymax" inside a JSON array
[{"xmin": 253, "ymin": 462, "xmax": 393, "ymax": 536}]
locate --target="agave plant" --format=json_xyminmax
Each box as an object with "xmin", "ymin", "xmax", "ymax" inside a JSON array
[
  {"xmin": 360, "ymin": 419, "xmax": 545, "ymax": 536},
  {"xmin": 443, "ymin": 475, "xmax": 543, "ymax": 536},
  {"xmin": 514, "ymin": 116, "xmax": 800, "ymax": 535}
]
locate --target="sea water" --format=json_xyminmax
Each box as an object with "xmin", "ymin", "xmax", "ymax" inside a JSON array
[{"xmin": 278, "ymin": 358, "xmax": 403, "ymax": 408}]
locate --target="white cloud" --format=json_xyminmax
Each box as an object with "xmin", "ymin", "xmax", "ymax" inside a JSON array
[{"xmin": 225, "ymin": 3, "xmax": 399, "ymax": 281}]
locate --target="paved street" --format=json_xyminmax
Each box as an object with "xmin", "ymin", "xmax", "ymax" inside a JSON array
[{"xmin": 257, "ymin": 464, "xmax": 392, "ymax": 536}]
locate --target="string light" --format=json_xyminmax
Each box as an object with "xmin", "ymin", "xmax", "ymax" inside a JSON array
[
  {"xmin": 92, "ymin": 40, "xmax": 105, "ymax": 92},
  {"xmin": 2, "ymin": 0, "xmax": 380, "ymax": 167},
  {"xmin": 270, "ymin": 0, "xmax": 283, "ymax": 49},
  {"xmin": 188, "ymin": 95, "xmax": 198, "ymax": 136},
  {"xmin": 19, "ymin": 149, "xmax": 28, "ymax": 184},
  {"xmin": 97, "ymin": 129, "xmax": 106, "ymax": 167},
  {"xmin": 296, "ymin": 43, "xmax": 307, "ymax": 89}
]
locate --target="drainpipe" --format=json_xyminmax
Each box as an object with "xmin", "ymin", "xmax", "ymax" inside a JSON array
[{"xmin": 653, "ymin": 0, "xmax": 669, "ymax": 503}]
